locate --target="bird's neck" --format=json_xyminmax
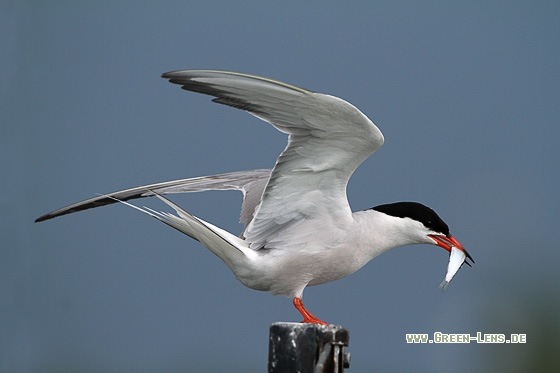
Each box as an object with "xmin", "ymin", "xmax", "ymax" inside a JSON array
[{"xmin": 351, "ymin": 209, "xmax": 422, "ymax": 263}]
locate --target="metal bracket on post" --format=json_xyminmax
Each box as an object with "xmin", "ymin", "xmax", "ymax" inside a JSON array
[{"xmin": 268, "ymin": 322, "xmax": 350, "ymax": 373}]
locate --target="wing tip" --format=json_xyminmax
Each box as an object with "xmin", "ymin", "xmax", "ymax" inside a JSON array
[
  {"xmin": 35, "ymin": 210, "xmax": 72, "ymax": 223},
  {"xmin": 34, "ymin": 215, "xmax": 48, "ymax": 223},
  {"xmin": 161, "ymin": 69, "xmax": 312, "ymax": 95}
]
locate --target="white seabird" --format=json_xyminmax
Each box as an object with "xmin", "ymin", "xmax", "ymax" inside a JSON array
[{"xmin": 36, "ymin": 70, "xmax": 474, "ymax": 324}]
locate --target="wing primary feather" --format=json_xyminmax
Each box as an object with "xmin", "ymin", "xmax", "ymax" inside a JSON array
[{"xmin": 35, "ymin": 169, "xmax": 271, "ymax": 223}]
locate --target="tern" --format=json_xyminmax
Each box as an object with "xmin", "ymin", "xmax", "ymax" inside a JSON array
[{"xmin": 36, "ymin": 70, "xmax": 474, "ymax": 324}]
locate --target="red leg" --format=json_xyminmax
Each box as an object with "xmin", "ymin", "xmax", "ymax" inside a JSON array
[{"xmin": 293, "ymin": 297, "xmax": 327, "ymax": 325}]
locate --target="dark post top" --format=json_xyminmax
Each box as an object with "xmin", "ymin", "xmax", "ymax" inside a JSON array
[{"xmin": 268, "ymin": 322, "xmax": 350, "ymax": 373}]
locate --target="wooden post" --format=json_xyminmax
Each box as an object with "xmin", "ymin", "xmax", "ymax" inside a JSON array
[{"xmin": 268, "ymin": 322, "xmax": 350, "ymax": 373}]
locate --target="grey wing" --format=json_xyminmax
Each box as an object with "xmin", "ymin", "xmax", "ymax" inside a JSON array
[
  {"xmin": 162, "ymin": 70, "xmax": 384, "ymax": 249},
  {"xmin": 35, "ymin": 169, "xmax": 272, "ymax": 227}
]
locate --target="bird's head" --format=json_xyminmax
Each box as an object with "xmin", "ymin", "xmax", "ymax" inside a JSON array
[{"xmin": 372, "ymin": 202, "xmax": 474, "ymax": 287}]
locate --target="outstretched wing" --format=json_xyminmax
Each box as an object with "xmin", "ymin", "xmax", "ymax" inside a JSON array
[
  {"xmin": 35, "ymin": 169, "xmax": 271, "ymax": 227},
  {"xmin": 162, "ymin": 70, "xmax": 384, "ymax": 249}
]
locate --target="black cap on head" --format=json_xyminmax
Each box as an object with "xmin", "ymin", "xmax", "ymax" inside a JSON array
[{"xmin": 371, "ymin": 202, "xmax": 450, "ymax": 236}]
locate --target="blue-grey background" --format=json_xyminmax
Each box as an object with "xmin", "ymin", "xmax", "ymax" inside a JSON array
[{"xmin": 2, "ymin": 2, "xmax": 559, "ymax": 372}]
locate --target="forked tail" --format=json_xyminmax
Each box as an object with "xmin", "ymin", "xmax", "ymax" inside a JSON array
[{"xmin": 110, "ymin": 193, "xmax": 256, "ymax": 270}]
